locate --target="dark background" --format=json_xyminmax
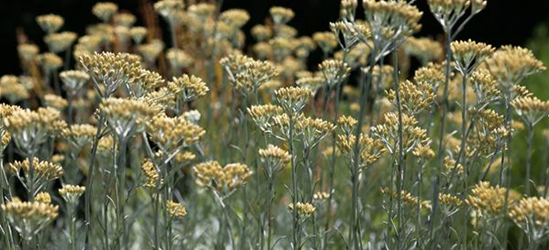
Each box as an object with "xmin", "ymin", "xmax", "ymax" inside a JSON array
[{"xmin": 0, "ymin": 0, "xmax": 548, "ymax": 76}]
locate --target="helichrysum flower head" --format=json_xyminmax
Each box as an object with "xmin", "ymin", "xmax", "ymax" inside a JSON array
[
  {"xmin": 469, "ymin": 69, "xmax": 500, "ymax": 105},
  {"xmin": 59, "ymin": 185, "xmax": 85, "ymax": 204},
  {"xmin": 137, "ymin": 40, "xmax": 165, "ymax": 63},
  {"xmin": 114, "ymin": 12, "xmax": 136, "ymax": 27},
  {"xmin": 234, "ymin": 59, "xmax": 279, "ymax": 93},
  {"xmin": 259, "ymin": 144, "xmax": 291, "ymax": 177},
  {"xmin": 1, "ymin": 199, "xmax": 59, "ymax": 241},
  {"xmin": 340, "ymin": 0, "xmax": 358, "ymax": 21},
  {"xmin": 219, "ymin": 9, "xmax": 250, "ymax": 29},
  {"xmin": 466, "ymin": 181, "xmax": 507, "ymax": 215},
  {"xmin": 128, "ymin": 68, "xmax": 165, "ymax": 98},
  {"xmin": 166, "ymin": 48, "xmax": 194, "ymax": 70},
  {"xmin": 251, "ymin": 24, "xmax": 273, "ymax": 42},
  {"xmin": 381, "ymin": 188, "xmax": 432, "ymax": 211},
  {"xmin": 275, "ymin": 87, "xmax": 313, "ymax": 114},
  {"xmin": 484, "ymin": 45, "xmax": 546, "ymax": 90},
  {"xmin": 17, "ymin": 43, "xmax": 40, "ymax": 62},
  {"xmin": 193, "ymin": 161, "xmax": 252, "ymax": 198},
  {"xmin": 363, "ymin": 0, "xmax": 423, "ymax": 51},
  {"xmin": 60, "ymin": 70, "xmax": 90, "ymax": 95},
  {"xmin": 404, "ymin": 37, "xmax": 443, "ymax": 64},
  {"xmin": 386, "ymin": 80, "xmax": 436, "ymax": 116},
  {"xmin": 154, "ymin": 0, "xmax": 184, "ymax": 24},
  {"xmin": 370, "ymin": 112, "xmax": 428, "ymax": 156},
  {"xmin": 248, "ymin": 104, "xmax": 284, "ymax": 134},
  {"xmin": 337, "ymin": 133, "xmax": 386, "ymax": 168},
  {"xmin": 319, "ymin": 59, "xmax": 351, "ymax": 88},
  {"xmin": 337, "ymin": 115, "xmax": 358, "ymax": 135},
  {"xmin": 146, "ymin": 114, "xmax": 205, "ymax": 152},
  {"xmin": 269, "ymin": 6, "xmax": 295, "ymax": 25},
  {"xmin": 92, "ymin": 2, "xmax": 118, "ymax": 22},
  {"xmin": 511, "ymin": 96, "xmax": 549, "ymax": 127},
  {"xmin": 79, "ymin": 52, "xmax": 142, "ymax": 96},
  {"xmin": 141, "ymin": 160, "xmax": 161, "ymax": 189},
  {"xmin": 130, "ymin": 26, "xmax": 148, "ymax": 44},
  {"xmin": 7, "ymin": 158, "xmax": 64, "ymax": 195},
  {"xmin": 100, "ymin": 98, "xmax": 161, "ymax": 138},
  {"xmin": 36, "ymin": 14, "xmax": 64, "ymax": 34},
  {"xmin": 37, "ymin": 53, "xmax": 63, "ymax": 73},
  {"xmin": 296, "ymin": 115, "xmax": 336, "ymax": 148},
  {"xmin": 44, "ymin": 32, "xmax": 77, "ymax": 53},
  {"xmin": 3, "ymin": 108, "xmax": 62, "ymax": 154},
  {"xmin": 188, "ymin": 3, "xmax": 216, "ymax": 21},
  {"xmin": 288, "ymin": 202, "xmax": 316, "ymax": 219},
  {"xmin": 451, "ymin": 40, "xmax": 494, "ymax": 74},
  {"xmin": 509, "ymin": 197, "xmax": 549, "ymax": 243},
  {"xmin": 313, "ymin": 32, "xmax": 338, "ymax": 54},
  {"xmin": 167, "ymin": 200, "xmax": 187, "ymax": 218},
  {"xmin": 35, "ymin": 192, "xmax": 52, "ymax": 204},
  {"xmin": 427, "ymin": 0, "xmax": 471, "ymax": 31},
  {"xmin": 167, "ymin": 74, "xmax": 209, "ymax": 102},
  {"xmin": 44, "ymin": 94, "xmax": 68, "ymax": 111},
  {"xmin": 0, "ymin": 76, "xmax": 30, "ymax": 104},
  {"xmin": 414, "ymin": 63, "xmax": 445, "ymax": 89},
  {"xmin": 61, "ymin": 124, "xmax": 97, "ymax": 149}
]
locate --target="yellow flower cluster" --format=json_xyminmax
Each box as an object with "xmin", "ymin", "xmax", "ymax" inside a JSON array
[
  {"xmin": 166, "ymin": 200, "xmax": 187, "ymax": 218},
  {"xmin": 451, "ymin": 40, "xmax": 494, "ymax": 74},
  {"xmin": 466, "ymin": 182, "xmax": 507, "ymax": 214},
  {"xmin": 381, "ymin": 187, "xmax": 432, "ymax": 211},
  {"xmin": 193, "ymin": 161, "xmax": 252, "ymax": 196},
  {"xmin": 7, "ymin": 158, "xmax": 64, "ymax": 181},
  {"xmin": 275, "ymin": 87, "xmax": 313, "ymax": 114},
  {"xmin": 36, "ymin": 14, "xmax": 64, "ymax": 34},
  {"xmin": 100, "ymin": 98, "xmax": 161, "ymax": 137},
  {"xmin": 59, "ymin": 185, "xmax": 86, "ymax": 203},
  {"xmin": 386, "ymin": 80, "xmax": 436, "ymax": 115},
  {"xmin": 146, "ymin": 114, "xmax": 205, "ymax": 151},
  {"xmin": 1, "ymin": 199, "xmax": 59, "ymax": 240},
  {"xmin": 92, "ymin": 2, "xmax": 118, "ymax": 22},
  {"xmin": 167, "ymin": 74, "xmax": 209, "ymax": 102},
  {"xmin": 288, "ymin": 202, "xmax": 316, "ymax": 218}
]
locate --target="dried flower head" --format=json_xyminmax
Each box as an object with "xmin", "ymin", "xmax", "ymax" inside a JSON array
[
  {"xmin": 114, "ymin": 12, "xmax": 136, "ymax": 27},
  {"xmin": 130, "ymin": 26, "xmax": 148, "ymax": 44},
  {"xmin": 167, "ymin": 74, "xmax": 209, "ymax": 102},
  {"xmin": 59, "ymin": 185, "xmax": 85, "ymax": 204},
  {"xmin": 193, "ymin": 161, "xmax": 252, "ymax": 197},
  {"xmin": 166, "ymin": 48, "xmax": 193, "ymax": 70},
  {"xmin": 509, "ymin": 197, "xmax": 549, "ymax": 243},
  {"xmin": 259, "ymin": 144, "xmax": 291, "ymax": 176},
  {"xmin": 61, "ymin": 124, "xmax": 97, "ymax": 149},
  {"xmin": 154, "ymin": 0, "xmax": 185, "ymax": 24},
  {"xmin": 100, "ymin": 98, "xmax": 161, "ymax": 138},
  {"xmin": 484, "ymin": 45, "xmax": 546, "ymax": 90},
  {"xmin": 337, "ymin": 133, "xmax": 386, "ymax": 168},
  {"xmin": 248, "ymin": 104, "xmax": 284, "ymax": 134},
  {"xmin": 288, "ymin": 202, "xmax": 316, "ymax": 218},
  {"xmin": 313, "ymin": 32, "xmax": 338, "ymax": 54},
  {"xmin": 1, "ymin": 199, "xmax": 58, "ymax": 241},
  {"xmin": 44, "ymin": 94, "xmax": 68, "ymax": 110},
  {"xmin": 17, "ymin": 44, "xmax": 40, "ymax": 62},
  {"xmin": 386, "ymin": 80, "xmax": 436, "ymax": 115},
  {"xmin": 7, "ymin": 158, "xmax": 63, "ymax": 195},
  {"xmin": 381, "ymin": 188, "xmax": 432, "ymax": 211},
  {"xmin": 37, "ymin": 53, "xmax": 63, "ymax": 73},
  {"xmin": 275, "ymin": 87, "xmax": 313, "ymax": 114},
  {"xmin": 44, "ymin": 32, "xmax": 77, "ymax": 53},
  {"xmin": 36, "ymin": 14, "xmax": 64, "ymax": 34},
  {"xmin": 79, "ymin": 52, "xmax": 142, "ymax": 96},
  {"xmin": 141, "ymin": 160, "xmax": 161, "ymax": 189},
  {"xmin": 466, "ymin": 181, "xmax": 507, "ymax": 214},
  {"xmin": 219, "ymin": 9, "xmax": 250, "ymax": 29},
  {"xmin": 167, "ymin": 200, "xmax": 187, "ymax": 218},
  {"xmin": 35, "ymin": 192, "xmax": 52, "ymax": 204},
  {"xmin": 427, "ymin": 0, "xmax": 471, "ymax": 31},
  {"xmin": 451, "ymin": 40, "xmax": 494, "ymax": 74},
  {"xmin": 146, "ymin": 114, "xmax": 205, "ymax": 152},
  {"xmin": 251, "ymin": 24, "xmax": 273, "ymax": 42},
  {"xmin": 4, "ymin": 108, "xmax": 62, "ymax": 153},
  {"xmin": 511, "ymin": 96, "xmax": 549, "ymax": 127},
  {"xmin": 60, "ymin": 70, "xmax": 90, "ymax": 95},
  {"xmin": 404, "ymin": 37, "xmax": 443, "ymax": 63},
  {"xmin": 319, "ymin": 59, "xmax": 351, "ymax": 88},
  {"xmin": 0, "ymin": 76, "xmax": 30, "ymax": 103},
  {"xmin": 270, "ymin": 6, "xmax": 295, "ymax": 25},
  {"xmin": 92, "ymin": 2, "xmax": 118, "ymax": 22}
]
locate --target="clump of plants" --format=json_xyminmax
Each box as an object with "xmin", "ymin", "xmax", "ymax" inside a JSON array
[{"xmin": 1, "ymin": 0, "xmax": 549, "ymax": 249}]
